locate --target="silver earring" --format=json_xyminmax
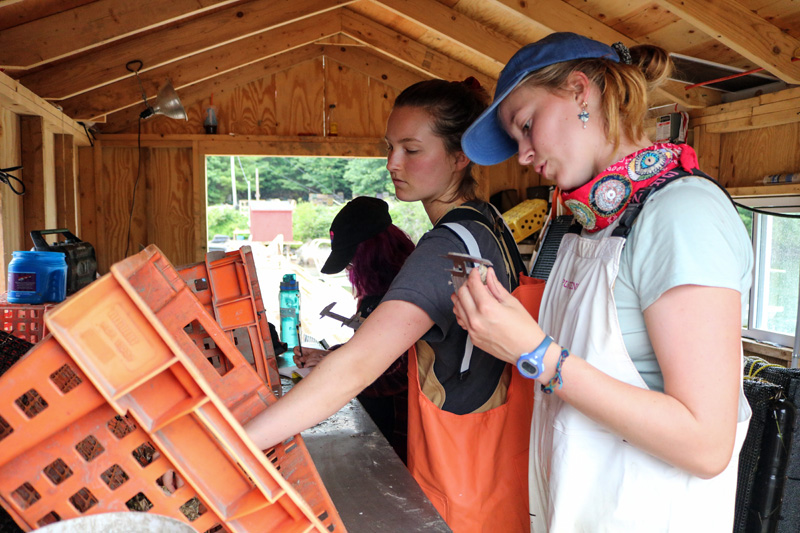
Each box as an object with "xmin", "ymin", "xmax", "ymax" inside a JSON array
[{"xmin": 578, "ymin": 102, "xmax": 589, "ymax": 128}]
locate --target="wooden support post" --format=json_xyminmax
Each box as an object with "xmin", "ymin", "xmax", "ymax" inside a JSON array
[
  {"xmin": 54, "ymin": 133, "xmax": 77, "ymax": 233},
  {"xmin": 20, "ymin": 115, "xmax": 45, "ymax": 250},
  {"xmin": 193, "ymin": 140, "xmax": 206, "ymax": 262},
  {"xmin": 78, "ymin": 145, "xmax": 97, "ymax": 251}
]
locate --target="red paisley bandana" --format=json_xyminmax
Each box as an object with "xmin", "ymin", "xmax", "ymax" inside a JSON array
[{"xmin": 561, "ymin": 143, "xmax": 699, "ymax": 232}]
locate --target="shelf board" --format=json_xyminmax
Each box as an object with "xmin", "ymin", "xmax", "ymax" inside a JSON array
[{"xmin": 728, "ymin": 183, "xmax": 800, "ymax": 197}]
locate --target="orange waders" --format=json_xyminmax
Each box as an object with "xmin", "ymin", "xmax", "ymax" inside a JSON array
[{"xmin": 406, "ymin": 277, "xmax": 544, "ymax": 532}]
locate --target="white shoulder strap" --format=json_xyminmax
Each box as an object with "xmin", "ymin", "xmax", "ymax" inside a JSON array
[{"xmin": 441, "ymin": 222, "xmax": 478, "ymax": 377}]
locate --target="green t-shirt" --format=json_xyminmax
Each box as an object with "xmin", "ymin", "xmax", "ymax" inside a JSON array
[{"xmin": 587, "ymin": 177, "xmax": 753, "ymax": 392}]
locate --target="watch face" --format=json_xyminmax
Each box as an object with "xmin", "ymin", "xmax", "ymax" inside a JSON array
[{"xmin": 520, "ymin": 359, "xmax": 538, "ymax": 377}]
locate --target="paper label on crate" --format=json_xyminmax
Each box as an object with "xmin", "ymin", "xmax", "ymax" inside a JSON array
[{"xmin": 9, "ymin": 272, "xmax": 36, "ymax": 291}]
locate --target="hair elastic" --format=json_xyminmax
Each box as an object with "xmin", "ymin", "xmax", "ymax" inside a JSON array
[{"xmin": 611, "ymin": 42, "xmax": 632, "ymax": 65}]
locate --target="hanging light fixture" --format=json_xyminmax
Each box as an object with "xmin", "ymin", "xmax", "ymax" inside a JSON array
[{"xmin": 126, "ymin": 60, "xmax": 188, "ymax": 121}]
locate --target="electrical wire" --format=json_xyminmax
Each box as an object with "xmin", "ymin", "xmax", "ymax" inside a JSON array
[
  {"xmin": 77, "ymin": 121, "xmax": 95, "ymax": 147},
  {"xmin": 0, "ymin": 166, "xmax": 25, "ymax": 195},
  {"xmin": 733, "ymin": 202, "xmax": 800, "ymax": 219},
  {"xmin": 124, "ymin": 118, "xmax": 143, "ymax": 257}
]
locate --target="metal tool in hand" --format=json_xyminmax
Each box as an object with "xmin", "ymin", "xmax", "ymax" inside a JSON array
[
  {"xmin": 443, "ymin": 252, "xmax": 493, "ymax": 291},
  {"xmin": 320, "ymin": 302, "xmax": 364, "ymax": 330}
]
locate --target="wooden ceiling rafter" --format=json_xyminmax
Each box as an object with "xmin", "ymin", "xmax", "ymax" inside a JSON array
[
  {"xmin": 340, "ymin": 8, "xmax": 494, "ymax": 90},
  {"xmin": 655, "ymin": 0, "xmax": 800, "ymax": 85},
  {"xmin": 371, "ymin": 0, "xmax": 520, "ymax": 69},
  {"xmin": 491, "ymin": 0, "xmax": 722, "ymax": 108},
  {"xmin": 0, "ymin": 0, "xmax": 245, "ymax": 70},
  {"xmin": 2, "ymin": 0, "xmax": 799, "ymax": 127},
  {"xmin": 16, "ymin": 0, "xmax": 358, "ymax": 100}
]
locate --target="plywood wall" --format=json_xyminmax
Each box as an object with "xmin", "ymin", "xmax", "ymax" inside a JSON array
[
  {"xmin": 84, "ymin": 144, "xmax": 198, "ymax": 273},
  {"xmin": 83, "ymin": 54, "xmax": 538, "ymax": 271},
  {"xmin": 718, "ymin": 122, "xmax": 800, "ymax": 187},
  {"xmin": 125, "ymin": 56, "xmax": 411, "ymax": 141}
]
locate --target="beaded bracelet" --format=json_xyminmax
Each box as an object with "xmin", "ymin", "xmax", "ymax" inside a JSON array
[{"xmin": 541, "ymin": 348, "xmax": 570, "ymax": 394}]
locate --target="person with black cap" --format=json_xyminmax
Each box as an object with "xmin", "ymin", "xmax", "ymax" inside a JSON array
[
  {"xmin": 452, "ymin": 32, "xmax": 753, "ymax": 531},
  {"xmin": 246, "ymin": 78, "xmax": 532, "ymax": 532},
  {"xmin": 293, "ymin": 196, "xmax": 415, "ymax": 463}
]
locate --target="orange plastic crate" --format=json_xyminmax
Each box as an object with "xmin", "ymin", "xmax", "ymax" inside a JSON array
[
  {"xmin": 0, "ymin": 245, "xmax": 344, "ymax": 533},
  {"xmin": 178, "ymin": 247, "xmax": 281, "ymax": 397},
  {"xmin": 0, "ymin": 293, "xmax": 54, "ymax": 344}
]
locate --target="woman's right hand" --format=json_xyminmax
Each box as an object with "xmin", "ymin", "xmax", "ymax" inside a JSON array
[
  {"xmin": 293, "ymin": 346, "xmax": 329, "ymax": 368},
  {"xmin": 452, "ymin": 267, "xmax": 544, "ymax": 365}
]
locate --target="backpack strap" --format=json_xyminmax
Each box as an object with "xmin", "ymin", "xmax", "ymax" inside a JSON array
[
  {"xmin": 612, "ymin": 167, "xmax": 735, "ymax": 239},
  {"xmin": 436, "ymin": 203, "xmax": 529, "ymax": 380},
  {"xmin": 440, "ymin": 222, "xmax": 479, "ymax": 380},
  {"xmin": 438, "ymin": 204, "xmax": 527, "ymax": 286}
]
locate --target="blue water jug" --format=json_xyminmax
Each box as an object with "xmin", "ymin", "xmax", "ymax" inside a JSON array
[
  {"xmin": 279, "ymin": 274, "xmax": 300, "ymax": 366},
  {"xmin": 7, "ymin": 251, "xmax": 68, "ymax": 304}
]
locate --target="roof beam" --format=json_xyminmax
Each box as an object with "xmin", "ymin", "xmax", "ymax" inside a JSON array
[
  {"xmin": 340, "ymin": 8, "xmax": 493, "ymax": 90},
  {"xmin": 372, "ymin": 0, "xmax": 519, "ymax": 68},
  {"xmin": 0, "ymin": 0, "xmax": 243, "ymax": 69},
  {"xmin": 491, "ymin": 0, "xmax": 636, "ymax": 47},
  {"xmin": 655, "ymin": 0, "xmax": 800, "ymax": 84},
  {"xmin": 101, "ymin": 45, "xmax": 325, "ymax": 133},
  {"xmin": 19, "ymin": 0, "xmax": 356, "ymax": 100},
  {"xmin": 62, "ymin": 14, "xmax": 341, "ymax": 121},
  {"xmin": 661, "ymin": 79, "xmax": 722, "ymax": 108},
  {"xmin": 491, "ymin": 0, "xmax": 714, "ymax": 108}
]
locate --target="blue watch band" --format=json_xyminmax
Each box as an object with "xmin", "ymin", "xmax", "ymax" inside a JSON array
[{"xmin": 517, "ymin": 336, "xmax": 552, "ymax": 379}]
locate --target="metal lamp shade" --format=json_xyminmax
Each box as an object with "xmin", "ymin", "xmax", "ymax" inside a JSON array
[{"xmin": 140, "ymin": 80, "xmax": 187, "ymax": 120}]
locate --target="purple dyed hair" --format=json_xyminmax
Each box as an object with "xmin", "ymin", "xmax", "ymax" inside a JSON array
[{"xmin": 348, "ymin": 224, "xmax": 415, "ymax": 301}]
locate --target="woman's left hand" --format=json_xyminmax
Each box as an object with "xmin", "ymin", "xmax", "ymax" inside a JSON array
[
  {"xmin": 293, "ymin": 346, "xmax": 329, "ymax": 368},
  {"xmin": 452, "ymin": 267, "xmax": 543, "ymax": 364}
]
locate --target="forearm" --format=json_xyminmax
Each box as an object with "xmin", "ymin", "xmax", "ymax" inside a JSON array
[
  {"xmin": 245, "ymin": 300, "xmax": 432, "ymax": 450},
  {"xmin": 244, "ymin": 346, "xmax": 376, "ymax": 449},
  {"xmin": 552, "ymin": 355, "xmax": 738, "ymax": 478}
]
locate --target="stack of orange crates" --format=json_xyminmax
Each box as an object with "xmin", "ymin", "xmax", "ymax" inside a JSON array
[
  {"xmin": 178, "ymin": 247, "xmax": 281, "ymax": 397},
  {"xmin": 0, "ymin": 245, "xmax": 344, "ymax": 533},
  {"xmin": 0, "ymin": 293, "xmax": 55, "ymax": 344}
]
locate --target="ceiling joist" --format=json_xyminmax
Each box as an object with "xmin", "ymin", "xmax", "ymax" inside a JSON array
[
  {"xmin": 1, "ymin": 0, "xmax": 798, "ymax": 132},
  {"xmin": 0, "ymin": 0, "xmax": 243, "ymax": 70},
  {"xmin": 656, "ymin": 0, "xmax": 800, "ymax": 85}
]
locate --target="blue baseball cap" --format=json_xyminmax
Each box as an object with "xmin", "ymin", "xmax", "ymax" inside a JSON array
[{"xmin": 462, "ymin": 32, "xmax": 621, "ymax": 166}]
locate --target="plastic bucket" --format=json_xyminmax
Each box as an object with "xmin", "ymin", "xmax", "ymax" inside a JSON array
[
  {"xmin": 7, "ymin": 251, "xmax": 67, "ymax": 304},
  {"xmin": 35, "ymin": 512, "xmax": 196, "ymax": 533}
]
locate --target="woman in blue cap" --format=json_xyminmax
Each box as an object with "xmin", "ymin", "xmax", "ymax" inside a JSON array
[
  {"xmin": 246, "ymin": 79, "xmax": 533, "ymax": 531},
  {"xmin": 453, "ymin": 32, "xmax": 753, "ymax": 531}
]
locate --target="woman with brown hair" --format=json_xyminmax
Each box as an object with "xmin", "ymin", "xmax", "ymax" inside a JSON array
[{"xmin": 246, "ymin": 78, "xmax": 531, "ymax": 532}]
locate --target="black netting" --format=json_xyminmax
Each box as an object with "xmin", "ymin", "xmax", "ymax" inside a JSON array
[
  {"xmin": 736, "ymin": 358, "xmax": 800, "ymax": 533},
  {"xmin": 0, "ymin": 331, "xmax": 33, "ymax": 376}
]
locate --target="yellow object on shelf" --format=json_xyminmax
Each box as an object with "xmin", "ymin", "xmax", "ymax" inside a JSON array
[{"xmin": 503, "ymin": 199, "xmax": 548, "ymax": 243}]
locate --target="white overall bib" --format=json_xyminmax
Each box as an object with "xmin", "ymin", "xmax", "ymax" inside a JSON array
[{"xmin": 529, "ymin": 226, "xmax": 751, "ymax": 532}]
